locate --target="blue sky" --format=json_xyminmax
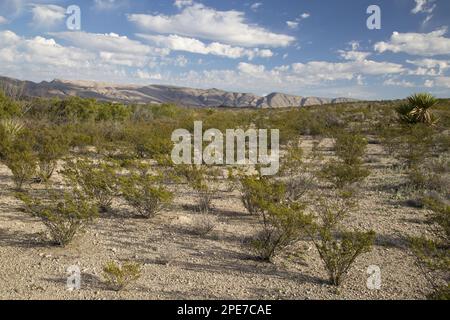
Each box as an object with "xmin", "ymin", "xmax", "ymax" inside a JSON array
[{"xmin": 0, "ymin": 0, "xmax": 450, "ymax": 99}]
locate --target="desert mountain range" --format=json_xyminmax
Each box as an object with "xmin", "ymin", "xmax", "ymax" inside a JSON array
[{"xmin": 0, "ymin": 76, "xmax": 358, "ymax": 108}]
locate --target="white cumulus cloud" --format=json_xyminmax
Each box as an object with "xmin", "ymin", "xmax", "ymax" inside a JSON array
[
  {"xmin": 424, "ymin": 76, "xmax": 450, "ymax": 88},
  {"xmin": 50, "ymin": 31, "xmax": 168, "ymax": 56},
  {"xmin": 138, "ymin": 33, "xmax": 273, "ymax": 60},
  {"xmin": 407, "ymin": 58, "xmax": 450, "ymax": 76},
  {"xmin": 291, "ymin": 59, "xmax": 404, "ymax": 81},
  {"xmin": 0, "ymin": 30, "xmax": 174, "ymax": 83},
  {"xmin": 238, "ymin": 62, "xmax": 266, "ymax": 76},
  {"xmin": 383, "ymin": 78, "xmax": 415, "ymax": 88},
  {"xmin": 136, "ymin": 69, "xmax": 162, "ymax": 80},
  {"xmin": 374, "ymin": 28, "xmax": 450, "ymax": 56},
  {"xmin": 127, "ymin": 2, "xmax": 295, "ymax": 47},
  {"xmin": 174, "ymin": 0, "xmax": 193, "ymax": 9},
  {"xmin": 30, "ymin": 4, "xmax": 66, "ymax": 28}
]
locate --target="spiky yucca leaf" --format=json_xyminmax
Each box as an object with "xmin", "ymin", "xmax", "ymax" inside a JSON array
[
  {"xmin": 0, "ymin": 118, "xmax": 24, "ymax": 140},
  {"xmin": 397, "ymin": 93, "xmax": 438, "ymax": 126},
  {"xmin": 396, "ymin": 103, "xmax": 417, "ymax": 124}
]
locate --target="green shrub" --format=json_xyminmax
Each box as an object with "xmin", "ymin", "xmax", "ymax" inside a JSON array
[
  {"xmin": 406, "ymin": 158, "xmax": 450, "ymax": 196},
  {"xmin": 320, "ymin": 160, "xmax": 370, "ymax": 189},
  {"xmin": 410, "ymin": 233, "xmax": 449, "ymax": 300},
  {"xmin": 1, "ymin": 129, "xmax": 37, "ymax": 190},
  {"xmin": 95, "ymin": 102, "xmax": 131, "ymax": 122},
  {"xmin": 176, "ymin": 164, "xmax": 219, "ymax": 212},
  {"xmin": 315, "ymin": 229, "xmax": 376, "ymax": 286},
  {"xmin": 307, "ymin": 198, "xmax": 375, "ymax": 286},
  {"xmin": 126, "ymin": 123, "xmax": 174, "ymax": 160},
  {"xmin": 17, "ymin": 190, "xmax": 98, "ymax": 247},
  {"xmin": 103, "ymin": 260, "xmax": 142, "ymax": 291},
  {"xmin": 67, "ymin": 126, "xmax": 93, "ymax": 151},
  {"xmin": 49, "ymin": 97, "xmax": 97, "ymax": 123},
  {"xmin": 395, "ymin": 124, "xmax": 434, "ymax": 168},
  {"xmin": 279, "ymin": 144, "xmax": 315, "ymax": 202},
  {"xmin": 62, "ymin": 159, "xmax": 120, "ymax": 212},
  {"xmin": 239, "ymin": 175, "xmax": 311, "ymax": 261},
  {"xmin": 0, "ymin": 91, "xmax": 21, "ymax": 118},
  {"xmin": 334, "ymin": 133, "xmax": 368, "ymax": 166},
  {"xmin": 251, "ymin": 202, "xmax": 311, "ymax": 261},
  {"xmin": 120, "ymin": 169, "xmax": 173, "ymax": 219},
  {"xmin": 6, "ymin": 149, "xmax": 37, "ymax": 190},
  {"xmin": 379, "ymin": 125, "xmax": 400, "ymax": 156},
  {"xmin": 33, "ymin": 126, "xmax": 70, "ymax": 181},
  {"xmin": 319, "ymin": 133, "xmax": 369, "ymax": 190},
  {"xmin": 239, "ymin": 175, "xmax": 286, "ymax": 215}
]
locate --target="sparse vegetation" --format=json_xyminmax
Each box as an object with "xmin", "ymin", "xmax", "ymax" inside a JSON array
[
  {"xmin": 16, "ymin": 189, "xmax": 98, "ymax": 247},
  {"xmin": 251, "ymin": 202, "xmax": 311, "ymax": 261},
  {"xmin": 0, "ymin": 129, "xmax": 37, "ymax": 190},
  {"xmin": 33, "ymin": 126, "xmax": 70, "ymax": 182},
  {"xmin": 103, "ymin": 260, "xmax": 142, "ymax": 291},
  {"xmin": 307, "ymin": 198, "xmax": 375, "ymax": 286},
  {"xmin": 176, "ymin": 164, "xmax": 219, "ymax": 212},
  {"xmin": 120, "ymin": 167, "xmax": 173, "ymax": 218},
  {"xmin": 0, "ymin": 90, "xmax": 449, "ymax": 299},
  {"xmin": 320, "ymin": 132, "xmax": 370, "ymax": 190},
  {"xmin": 61, "ymin": 159, "xmax": 121, "ymax": 212},
  {"xmin": 410, "ymin": 197, "xmax": 450, "ymax": 299},
  {"xmin": 239, "ymin": 175, "xmax": 312, "ymax": 261}
]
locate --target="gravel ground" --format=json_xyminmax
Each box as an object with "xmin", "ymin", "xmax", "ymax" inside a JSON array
[{"xmin": 0, "ymin": 137, "xmax": 435, "ymax": 300}]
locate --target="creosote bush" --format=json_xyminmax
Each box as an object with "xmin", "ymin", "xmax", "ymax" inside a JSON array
[
  {"xmin": 320, "ymin": 132, "xmax": 369, "ymax": 190},
  {"xmin": 0, "ymin": 128, "xmax": 37, "ymax": 190},
  {"xmin": 103, "ymin": 260, "xmax": 142, "ymax": 291},
  {"xmin": 33, "ymin": 126, "xmax": 70, "ymax": 182},
  {"xmin": 307, "ymin": 198, "xmax": 375, "ymax": 286},
  {"xmin": 320, "ymin": 161, "xmax": 370, "ymax": 190},
  {"xmin": 17, "ymin": 190, "xmax": 98, "ymax": 247},
  {"xmin": 239, "ymin": 174, "xmax": 312, "ymax": 261},
  {"xmin": 395, "ymin": 124, "xmax": 434, "ymax": 169},
  {"xmin": 120, "ymin": 168, "xmax": 173, "ymax": 219},
  {"xmin": 239, "ymin": 174, "xmax": 286, "ymax": 216},
  {"xmin": 279, "ymin": 143, "xmax": 315, "ymax": 203},
  {"xmin": 0, "ymin": 91, "xmax": 21, "ymax": 118},
  {"xmin": 176, "ymin": 164, "xmax": 219, "ymax": 212},
  {"xmin": 333, "ymin": 133, "xmax": 368, "ymax": 166},
  {"xmin": 410, "ymin": 197, "xmax": 449, "ymax": 299},
  {"xmin": 251, "ymin": 202, "xmax": 311, "ymax": 261},
  {"xmin": 61, "ymin": 159, "xmax": 120, "ymax": 212}
]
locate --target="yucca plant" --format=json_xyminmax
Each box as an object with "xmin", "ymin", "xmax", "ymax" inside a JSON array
[
  {"xmin": 397, "ymin": 93, "xmax": 438, "ymax": 126},
  {"xmin": 0, "ymin": 118, "xmax": 24, "ymax": 140}
]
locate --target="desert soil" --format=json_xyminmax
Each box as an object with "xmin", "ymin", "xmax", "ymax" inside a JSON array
[{"xmin": 0, "ymin": 137, "xmax": 434, "ymax": 300}]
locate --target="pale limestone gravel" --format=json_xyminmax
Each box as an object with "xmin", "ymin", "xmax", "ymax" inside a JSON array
[{"xmin": 0, "ymin": 139, "xmax": 435, "ymax": 300}]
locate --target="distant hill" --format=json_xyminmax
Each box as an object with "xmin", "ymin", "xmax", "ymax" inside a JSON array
[{"xmin": 0, "ymin": 75, "xmax": 359, "ymax": 108}]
